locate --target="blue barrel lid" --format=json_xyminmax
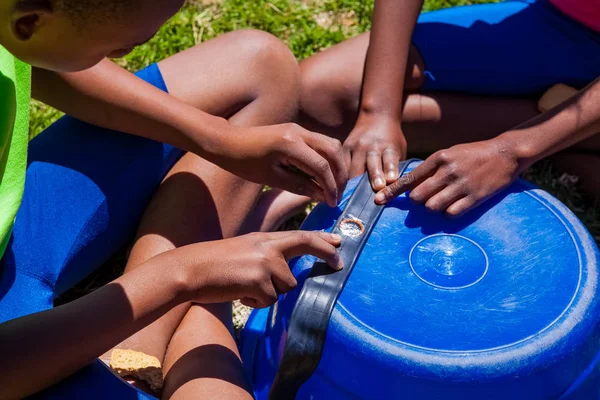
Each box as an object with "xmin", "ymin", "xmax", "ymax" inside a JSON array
[{"xmin": 267, "ymin": 160, "xmax": 600, "ymax": 399}]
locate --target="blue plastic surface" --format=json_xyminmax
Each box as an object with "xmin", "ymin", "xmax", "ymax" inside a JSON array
[{"xmin": 241, "ymin": 160, "xmax": 600, "ymax": 399}]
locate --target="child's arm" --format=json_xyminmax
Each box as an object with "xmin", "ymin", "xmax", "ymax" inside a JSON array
[
  {"xmin": 375, "ymin": 77, "xmax": 600, "ymax": 215},
  {"xmin": 0, "ymin": 231, "xmax": 342, "ymax": 399},
  {"xmin": 344, "ymin": 0, "xmax": 424, "ymax": 189},
  {"xmin": 32, "ymin": 60, "xmax": 347, "ymax": 207}
]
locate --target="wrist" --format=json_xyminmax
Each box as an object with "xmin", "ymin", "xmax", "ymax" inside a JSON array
[
  {"xmin": 147, "ymin": 249, "xmax": 201, "ymax": 305},
  {"xmin": 200, "ymin": 117, "xmax": 235, "ymax": 158},
  {"xmin": 177, "ymin": 112, "xmax": 233, "ymax": 160},
  {"xmin": 356, "ymin": 107, "xmax": 402, "ymax": 128},
  {"xmin": 491, "ymin": 132, "xmax": 539, "ymax": 172},
  {"xmin": 359, "ymin": 97, "xmax": 403, "ymax": 123}
]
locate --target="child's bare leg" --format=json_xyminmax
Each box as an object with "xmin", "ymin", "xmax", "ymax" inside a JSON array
[
  {"xmin": 161, "ymin": 304, "xmax": 252, "ymax": 400},
  {"xmin": 298, "ymin": 31, "xmax": 538, "ymax": 146},
  {"xmin": 102, "ymin": 30, "xmax": 300, "ymax": 397},
  {"xmin": 239, "ymin": 188, "xmax": 311, "ymax": 233},
  {"xmin": 107, "ymin": 153, "xmax": 260, "ymax": 357},
  {"xmin": 121, "ymin": 153, "xmax": 256, "ymax": 398}
]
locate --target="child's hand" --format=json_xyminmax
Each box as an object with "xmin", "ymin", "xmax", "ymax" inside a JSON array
[
  {"xmin": 182, "ymin": 231, "xmax": 343, "ymax": 308},
  {"xmin": 343, "ymin": 114, "xmax": 407, "ymax": 191},
  {"xmin": 374, "ymin": 139, "xmax": 521, "ymax": 216},
  {"xmin": 220, "ymin": 123, "xmax": 348, "ymax": 207}
]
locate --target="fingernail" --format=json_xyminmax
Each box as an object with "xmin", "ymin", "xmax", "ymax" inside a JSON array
[
  {"xmin": 373, "ymin": 177, "xmax": 385, "ymax": 188},
  {"xmin": 375, "ymin": 192, "xmax": 386, "ymax": 204},
  {"xmin": 335, "ymin": 256, "xmax": 344, "ymax": 271},
  {"xmin": 387, "ymin": 171, "xmax": 398, "ymax": 180},
  {"xmin": 330, "ymin": 193, "xmax": 337, "ymax": 207},
  {"xmin": 331, "ymin": 233, "xmax": 342, "ymax": 241}
]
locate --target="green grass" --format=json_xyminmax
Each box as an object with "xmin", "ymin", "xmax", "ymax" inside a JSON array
[{"xmin": 49, "ymin": 0, "xmax": 598, "ymax": 305}]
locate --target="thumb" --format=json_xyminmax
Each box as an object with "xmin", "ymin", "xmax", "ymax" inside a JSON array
[{"xmin": 374, "ymin": 160, "xmax": 436, "ymax": 204}]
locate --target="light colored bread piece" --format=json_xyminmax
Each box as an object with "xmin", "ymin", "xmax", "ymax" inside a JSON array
[
  {"xmin": 538, "ymin": 83, "xmax": 579, "ymax": 113},
  {"xmin": 110, "ymin": 348, "xmax": 164, "ymax": 392}
]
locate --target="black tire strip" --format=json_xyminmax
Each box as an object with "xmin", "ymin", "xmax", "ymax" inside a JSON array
[{"xmin": 269, "ymin": 161, "xmax": 414, "ymax": 399}]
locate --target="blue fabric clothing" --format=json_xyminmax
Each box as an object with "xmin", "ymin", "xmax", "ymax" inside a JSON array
[{"xmin": 0, "ymin": 63, "xmax": 182, "ymax": 400}]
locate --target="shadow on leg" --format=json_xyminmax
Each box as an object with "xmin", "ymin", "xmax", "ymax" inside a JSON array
[
  {"xmin": 162, "ymin": 304, "xmax": 253, "ymax": 400},
  {"xmin": 103, "ymin": 29, "xmax": 303, "ymax": 398}
]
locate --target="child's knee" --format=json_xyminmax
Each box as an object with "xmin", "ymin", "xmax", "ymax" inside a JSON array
[
  {"xmin": 299, "ymin": 56, "xmax": 359, "ymax": 128},
  {"xmin": 216, "ymin": 29, "xmax": 301, "ymax": 117},
  {"xmin": 231, "ymin": 30, "xmax": 299, "ymax": 92},
  {"xmin": 228, "ymin": 29, "xmax": 295, "ymax": 62}
]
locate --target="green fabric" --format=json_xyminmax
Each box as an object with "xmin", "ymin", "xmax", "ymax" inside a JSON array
[{"xmin": 0, "ymin": 46, "xmax": 30, "ymax": 258}]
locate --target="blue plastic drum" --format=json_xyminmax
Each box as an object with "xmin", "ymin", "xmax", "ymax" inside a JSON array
[{"xmin": 241, "ymin": 160, "xmax": 600, "ymax": 399}]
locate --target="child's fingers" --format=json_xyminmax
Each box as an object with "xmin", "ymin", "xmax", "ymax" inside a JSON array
[
  {"xmin": 271, "ymin": 267, "xmax": 298, "ymax": 295},
  {"xmin": 366, "ymin": 151, "xmax": 386, "ymax": 191},
  {"xmin": 409, "ymin": 175, "xmax": 446, "ymax": 204},
  {"xmin": 256, "ymin": 279, "xmax": 279, "ymax": 306},
  {"xmin": 274, "ymin": 231, "xmax": 343, "ymax": 270},
  {"xmin": 273, "ymin": 166, "xmax": 326, "ymax": 204},
  {"xmin": 424, "ymin": 186, "xmax": 465, "ymax": 213},
  {"xmin": 240, "ymin": 297, "xmax": 271, "ymax": 309},
  {"xmin": 313, "ymin": 230, "xmax": 343, "ymax": 246},
  {"xmin": 375, "ymin": 159, "xmax": 437, "ymax": 204},
  {"xmin": 238, "ymin": 279, "xmax": 279, "ymax": 309},
  {"xmin": 349, "ymin": 150, "xmax": 367, "ymax": 179},
  {"xmin": 267, "ymin": 230, "xmax": 342, "ymax": 245},
  {"xmin": 446, "ymin": 196, "xmax": 477, "ymax": 217},
  {"xmin": 287, "ymin": 146, "xmax": 338, "ymax": 207},
  {"xmin": 240, "ymin": 298, "xmax": 261, "ymax": 308},
  {"xmin": 302, "ymin": 132, "xmax": 348, "ymax": 202},
  {"xmin": 344, "ymin": 148, "xmax": 352, "ymax": 181},
  {"xmin": 382, "ymin": 148, "xmax": 400, "ymax": 183}
]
